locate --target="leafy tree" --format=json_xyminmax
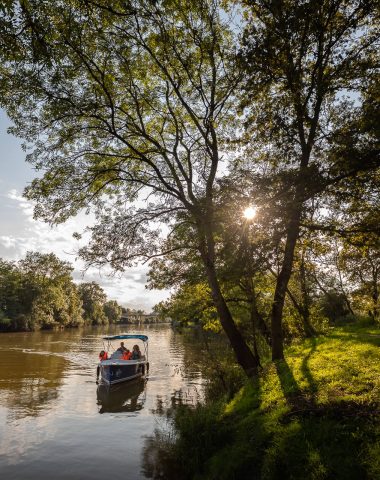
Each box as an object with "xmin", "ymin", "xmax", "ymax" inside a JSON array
[
  {"xmin": 18, "ymin": 251, "xmax": 73, "ymax": 279},
  {"xmin": 340, "ymin": 237, "xmax": 380, "ymax": 321},
  {"xmin": 58, "ymin": 281, "xmax": 84, "ymax": 327},
  {"xmin": 0, "ymin": 259, "xmax": 23, "ymax": 328},
  {"xmin": 78, "ymin": 282, "xmax": 107, "ymax": 325},
  {"xmin": 0, "ymin": 0, "xmax": 378, "ymax": 372},
  {"xmin": 319, "ymin": 290, "xmax": 351, "ymax": 323},
  {"xmin": 156, "ymin": 282, "xmax": 218, "ymax": 328},
  {"xmin": 103, "ymin": 299, "xmax": 122, "ymax": 324},
  {"xmin": 18, "ymin": 252, "xmax": 83, "ymax": 328},
  {"xmin": 0, "ymin": 0, "xmax": 259, "ymax": 375},
  {"xmin": 238, "ymin": 0, "xmax": 379, "ymax": 358},
  {"xmin": 0, "ymin": 252, "xmax": 83, "ymax": 330}
]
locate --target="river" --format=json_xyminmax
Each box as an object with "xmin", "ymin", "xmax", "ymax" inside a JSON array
[{"xmin": 0, "ymin": 324, "xmax": 205, "ymax": 479}]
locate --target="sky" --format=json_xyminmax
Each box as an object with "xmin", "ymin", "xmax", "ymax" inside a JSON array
[{"xmin": 0, "ymin": 109, "xmax": 170, "ymax": 311}]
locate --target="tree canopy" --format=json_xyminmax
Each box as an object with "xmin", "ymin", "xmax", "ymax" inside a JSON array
[
  {"xmin": 0, "ymin": 252, "xmax": 123, "ymax": 331},
  {"xmin": 0, "ymin": 0, "xmax": 379, "ymax": 375}
]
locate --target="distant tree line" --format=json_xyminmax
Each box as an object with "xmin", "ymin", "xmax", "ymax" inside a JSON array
[
  {"xmin": 118, "ymin": 307, "xmax": 168, "ymax": 323},
  {"xmin": 0, "ymin": 251, "xmax": 123, "ymax": 331}
]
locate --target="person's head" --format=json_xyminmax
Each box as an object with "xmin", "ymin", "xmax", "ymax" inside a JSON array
[
  {"xmin": 120, "ymin": 342, "xmax": 125, "ymax": 348},
  {"xmin": 133, "ymin": 344, "xmax": 140, "ymax": 351},
  {"xmin": 100, "ymin": 350, "xmax": 105, "ymax": 357}
]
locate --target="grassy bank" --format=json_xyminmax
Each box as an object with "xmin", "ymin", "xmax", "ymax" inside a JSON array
[{"xmin": 168, "ymin": 325, "xmax": 380, "ymax": 479}]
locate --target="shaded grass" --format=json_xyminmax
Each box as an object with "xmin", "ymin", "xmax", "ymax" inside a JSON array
[{"xmin": 166, "ymin": 325, "xmax": 380, "ymax": 480}]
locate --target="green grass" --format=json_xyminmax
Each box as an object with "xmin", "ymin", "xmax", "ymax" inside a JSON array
[{"xmin": 170, "ymin": 325, "xmax": 380, "ymax": 480}]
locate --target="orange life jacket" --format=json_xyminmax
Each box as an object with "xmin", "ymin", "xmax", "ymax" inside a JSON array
[
  {"xmin": 122, "ymin": 351, "xmax": 132, "ymax": 360},
  {"xmin": 99, "ymin": 351, "xmax": 108, "ymax": 361}
]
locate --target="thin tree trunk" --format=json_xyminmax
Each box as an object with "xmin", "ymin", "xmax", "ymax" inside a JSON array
[
  {"xmin": 271, "ymin": 263, "xmax": 315, "ymax": 339},
  {"xmin": 201, "ymin": 329, "xmax": 229, "ymax": 394},
  {"xmin": 299, "ymin": 253, "xmax": 316, "ymax": 337},
  {"xmin": 245, "ymin": 280, "xmax": 271, "ymax": 346},
  {"xmin": 334, "ymin": 246, "xmax": 355, "ymax": 316},
  {"xmin": 249, "ymin": 303, "xmax": 261, "ymax": 367},
  {"xmin": 371, "ymin": 270, "xmax": 379, "ymax": 321},
  {"xmin": 246, "ymin": 280, "xmax": 261, "ymax": 364},
  {"xmin": 285, "ymin": 286, "xmax": 314, "ymax": 337}
]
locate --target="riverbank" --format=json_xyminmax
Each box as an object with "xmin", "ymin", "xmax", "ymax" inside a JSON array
[{"xmin": 164, "ymin": 325, "xmax": 380, "ymax": 479}]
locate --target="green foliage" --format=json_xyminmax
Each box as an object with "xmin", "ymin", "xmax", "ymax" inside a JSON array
[
  {"xmin": 78, "ymin": 282, "xmax": 107, "ymax": 325},
  {"xmin": 203, "ymin": 361, "xmax": 247, "ymax": 403},
  {"xmin": 319, "ymin": 291, "xmax": 351, "ymax": 323},
  {"xmin": 103, "ymin": 299, "xmax": 122, "ymax": 324},
  {"xmin": 0, "ymin": 252, "xmax": 118, "ymax": 331},
  {"xmin": 173, "ymin": 401, "xmax": 231, "ymax": 477},
  {"xmin": 339, "ymin": 238, "xmax": 380, "ymax": 321},
  {"xmin": 0, "ymin": 0, "xmax": 378, "ymax": 374},
  {"xmin": 155, "ymin": 283, "xmax": 219, "ymax": 330},
  {"xmin": 0, "ymin": 253, "xmax": 82, "ymax": 330},
  {"xmin": 0, "ymin": 309, "xmax": 11, "ymax": 328}
]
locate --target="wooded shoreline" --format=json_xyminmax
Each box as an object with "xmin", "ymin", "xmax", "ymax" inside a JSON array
[{"xmin": 0, "ymin": 252, "xmax": 166, "ymax": 332}]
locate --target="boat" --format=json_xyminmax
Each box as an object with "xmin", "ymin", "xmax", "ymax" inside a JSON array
[{"xmin": 97, "ymin": 334, "xmax": 149, "ymax": 385}]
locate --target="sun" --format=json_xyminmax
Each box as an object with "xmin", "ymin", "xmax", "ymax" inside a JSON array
[{"xmin": 243, "ymin": 206, "xmax": 257, "ymax": 220}]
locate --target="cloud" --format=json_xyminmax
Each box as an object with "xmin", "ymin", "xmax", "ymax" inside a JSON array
[
  {"xmin": 0, "ymin": 235, "xmax": 17, "ymax": 249},
  {"xmin": 0, "ymin": 191, "xmax": 85, "ymax": 263},
  {"xmin": 0, "ymin": 189, "xmax": 170, "ymax": 310},
  {"xmin": 7, "ymin": 189, "xmax": 34, "ymax": 219}
]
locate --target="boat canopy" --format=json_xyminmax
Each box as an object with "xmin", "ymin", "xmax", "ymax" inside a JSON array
[{"xmin": 102, "ymin": 334, "xmax": 149, "ymax": 342}]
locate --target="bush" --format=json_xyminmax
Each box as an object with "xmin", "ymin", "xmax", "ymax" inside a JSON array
[
  {"xmin": 319, "ymin": 292, "xmax": 350, "ymax": 323},
  {"xmin": 0, "ymin": 310, "xmax": 11, "ymax": 331},
  {"xmin": 153, "ymin": 400, "xmax": 232, "ymax": 480}
]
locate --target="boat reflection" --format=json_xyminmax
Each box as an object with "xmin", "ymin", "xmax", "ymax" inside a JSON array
[{"xmin": 96, "ymin": 379, "xmax": 146, "ymax": 414}]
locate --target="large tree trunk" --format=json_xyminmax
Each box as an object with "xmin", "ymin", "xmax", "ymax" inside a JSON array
[
  {"xmin": 271, "ymin": 210, "xmax": 302, "ymax": 360},
  {"xmin": 197, "ymin": 220, "xmax": 260, "ymax": 377},
  {"xmin": 204, "ymin": 258, "xmax": 259, "ymax": 377}
]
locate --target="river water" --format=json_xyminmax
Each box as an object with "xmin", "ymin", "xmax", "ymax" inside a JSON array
[{"xmin": 0, "ymin": 324, "xmax": 205, "ymax": 479}]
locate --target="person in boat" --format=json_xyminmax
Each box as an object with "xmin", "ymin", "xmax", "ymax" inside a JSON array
[
  {"xmin": 122, "ymin": 349, "xmax": 132, "ymax": 360},
  {"xmin": 99, "ymin": 350, "xmax": 108, "ymax": 361},
  {"xmin": 131, "ymin": 344, "xmax": 141, "ymax": 360},
  {"xmin": 97, "ymin": 350, "xmax": 108, "ymax": 383},
  {"xmin": 117, "ymin": 342, "xmax": 127, "ymax": 353}
]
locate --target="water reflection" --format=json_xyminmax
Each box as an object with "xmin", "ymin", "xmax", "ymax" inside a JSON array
[
  {"xmin": 0, "ymin": 348, "xmax": 67, "ymax": 421},
  {"xmin": 0, "ymin": 325, "xmax": 211, "ymax": 479},
  {"xmin": 141, "ymin": 426, "xmax": 181, "ymax": 480},
  {"xmin": 150, "ymin": 389, "xmax": 202, "ymax": 416},
  {"xmin": 97, "ymin": 380, "xmax": 146, "ymax": 414},
  {"xmin": 141, "ymin": 330, "xmax": 232, "ymax": 479}
]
